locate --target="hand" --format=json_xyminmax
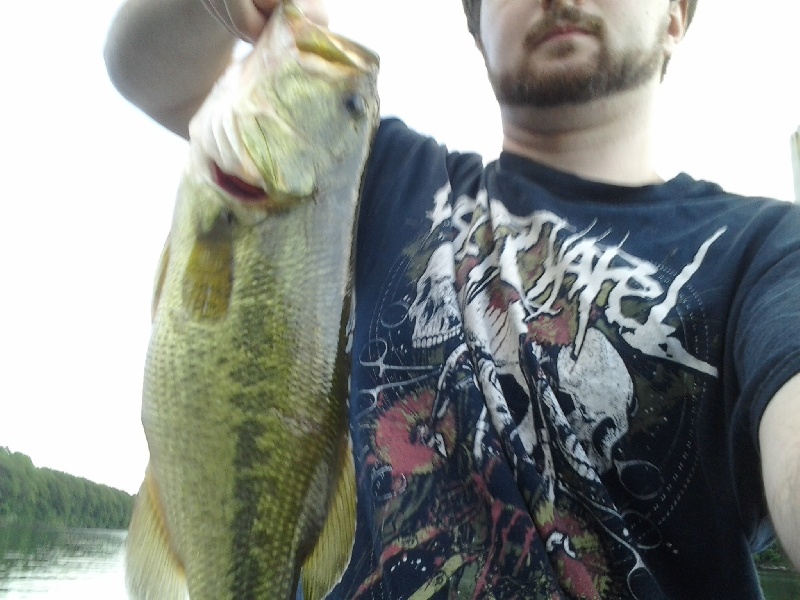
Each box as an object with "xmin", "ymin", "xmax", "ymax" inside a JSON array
[{"xmin": 199, "ymin": 0, "xmax": 329, "ymax": 42}]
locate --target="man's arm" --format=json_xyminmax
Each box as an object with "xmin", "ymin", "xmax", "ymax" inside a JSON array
[
  {"xmin": 104, "ymin": 0, "xmax": 237, "ymax": 138},
  {"xmin": 759, "ymin": 372, "xmax": 800, "ymax": 569},
  {"xmin": 103, "ymin": 0, "xmax": 328, "ymax": 139}
]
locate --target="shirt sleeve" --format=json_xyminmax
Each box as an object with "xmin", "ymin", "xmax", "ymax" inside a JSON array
[{"xmin": 728, "ymin": 201, "xmax": 800, "ymax": 544}]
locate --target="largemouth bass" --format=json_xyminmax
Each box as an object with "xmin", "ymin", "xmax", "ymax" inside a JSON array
[{"xmin": 124, "ymin": 5, "xmax": 379, "ymax": 599}]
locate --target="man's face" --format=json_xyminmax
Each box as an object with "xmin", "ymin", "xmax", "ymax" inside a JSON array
[{"xmin": 479, "ymin": 0, "xmax": 675, "ymax": 107}]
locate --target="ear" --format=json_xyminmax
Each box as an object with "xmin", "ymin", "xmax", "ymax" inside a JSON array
[
  {"xmin": 668, "ymin": 0, "xmax": 690, "ymax": 41},
  {"xmin": 663, "ymin": 0, "xmax": 689, "ymax": 59}
]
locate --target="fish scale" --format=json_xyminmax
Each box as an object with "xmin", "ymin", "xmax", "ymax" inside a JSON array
[{"xmin": 124, "ymin": 4, "xmax": 379, "ymax": 599}]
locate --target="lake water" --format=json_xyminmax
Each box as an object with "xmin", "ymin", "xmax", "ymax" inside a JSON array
[
  {"xmin": 1, "ymin": 526, "xmax": 798, "ymax": 599},
  {"xmin": 0, "ymin": 527, "xmax": 127, "ymax": 599}
]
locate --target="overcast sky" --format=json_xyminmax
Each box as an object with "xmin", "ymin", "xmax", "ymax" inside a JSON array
[{"xmin": 2, "ymin": 1, "xmax": 798, "ymax": 495}]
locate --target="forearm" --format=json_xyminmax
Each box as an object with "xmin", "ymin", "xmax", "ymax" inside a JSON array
[
  {"xmin": 759, "ymin": 373, "xmax": 800, "ymax": 569},
  {"xmin": 104, "ymin": 0, "xmax": 236, "ymax": 138}
]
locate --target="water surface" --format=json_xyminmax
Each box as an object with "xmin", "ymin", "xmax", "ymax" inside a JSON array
[{"xmin": 0, "ymin": 526, "xmax": 126, "ymax": 598}]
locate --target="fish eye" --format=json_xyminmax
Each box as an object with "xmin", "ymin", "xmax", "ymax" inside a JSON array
[{"xmin": 343, "ymin": 93, "xmax": 366, "ymax": 119}]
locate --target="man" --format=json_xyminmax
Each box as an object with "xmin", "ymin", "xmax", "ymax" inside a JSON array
[{"xmin": 105, "ymin": 0, "xmax": 800, "ymax": 597}]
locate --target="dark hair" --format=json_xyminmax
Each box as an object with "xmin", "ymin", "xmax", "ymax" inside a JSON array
[{"xmin": 461, "ymin": 0, "xmax": 697, "ymax": 39}]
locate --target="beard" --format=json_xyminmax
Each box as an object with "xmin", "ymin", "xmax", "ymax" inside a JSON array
[{"xmin": 488, "ymin": 7, "xmax": 665, "ymax": 107}]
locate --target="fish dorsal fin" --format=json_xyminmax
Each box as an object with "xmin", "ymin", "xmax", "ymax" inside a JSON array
[
  {"xmin": 300, "ymin": 433, "xmax": 357, "ymax": 600},
  {"xmin": 181, "ymin": 214, "xmax": 234, "ymax": 320},
  {"xmin": 125, "ymin": 465, "xmax": 189, "ymax": 600}
]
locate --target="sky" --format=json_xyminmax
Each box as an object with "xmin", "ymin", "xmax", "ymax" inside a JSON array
[{"xmin": 1, "ymin": 1, "xmax": 798, "ymax": 496}]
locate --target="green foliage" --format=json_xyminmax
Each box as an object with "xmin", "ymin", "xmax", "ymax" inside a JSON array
[
  {"xmin": 0, "ymin": 447, "xmax": 133, "ymax": 530},
  {"xmin": 755, "ymin": 542, "xmax": 794, "ymax": 570}
]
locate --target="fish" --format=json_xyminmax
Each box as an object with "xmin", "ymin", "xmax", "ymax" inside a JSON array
[{"xmin": 123, "ymin": 4, "xmax": 379, "ymax": 599}]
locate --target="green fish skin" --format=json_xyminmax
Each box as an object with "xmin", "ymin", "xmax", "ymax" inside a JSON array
[{"xmin": 124, "ymin": 5, "xmax": 380, "ymax": 599}]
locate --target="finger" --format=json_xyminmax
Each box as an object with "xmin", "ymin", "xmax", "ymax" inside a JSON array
[
  {"xmin": 251, "ymin": 0, "xmax": 281, "ymax": 15},
  {"xmin": 224, "ymin": 0, "xmax": 269, "ymax": 40},
  {"xmin": 199, "ymin": 0, "xmax": 268, "ymax": 42}
]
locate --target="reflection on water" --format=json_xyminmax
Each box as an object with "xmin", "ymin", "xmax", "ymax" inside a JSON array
[
  {"xmin": 0, "ymin": 525, "xmax": 798, "ymax": 599},
  {"xmin": 0, "ymin": 526, "xmax": 126, "ymax": 599}
]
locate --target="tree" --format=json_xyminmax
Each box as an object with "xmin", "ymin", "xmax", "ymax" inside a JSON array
[{"xmin": 0, "ymin": 448, "xmax": 134, "ymax": 529}]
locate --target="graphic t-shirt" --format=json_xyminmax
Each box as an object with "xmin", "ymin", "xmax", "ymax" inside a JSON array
[{"xmin": 327, "ymin": 118, "xmax": 800, "ymax": 599}]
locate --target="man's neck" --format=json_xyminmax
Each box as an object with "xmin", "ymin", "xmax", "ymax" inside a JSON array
[{"xmin": 499, "ymin": 83, "xmax": 662, "ymax": 187}]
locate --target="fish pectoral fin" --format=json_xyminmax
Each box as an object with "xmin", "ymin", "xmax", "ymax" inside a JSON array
[
  {"xmin": 301, "ymin": 433, "xmax": 357, "ymax": 600},
  {"xmin": 181, "ymin": 215, "xmax": 234, "ymax": 320},
  {"xmin": 152, "ymin": 236, "xmax": 171, "ymax": 322},
  {"xmin": 125, "ymin": 465, "xmax": 189, "ymax": 600}
]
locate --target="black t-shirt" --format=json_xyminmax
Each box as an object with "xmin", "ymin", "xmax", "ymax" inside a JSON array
[{"xmin": 326, "ymin": 118, "xmax": 800, "ymax": 599}]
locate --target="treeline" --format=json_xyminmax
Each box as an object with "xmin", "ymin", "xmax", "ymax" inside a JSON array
[{"xmin": 0, "ymin": 447, "xmax": 134, "ymax": 530}]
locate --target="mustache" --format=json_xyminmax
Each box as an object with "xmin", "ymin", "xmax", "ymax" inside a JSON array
[{"xmin": 523, "ymin": 6, "xmax": 604, "ymax": 50}]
